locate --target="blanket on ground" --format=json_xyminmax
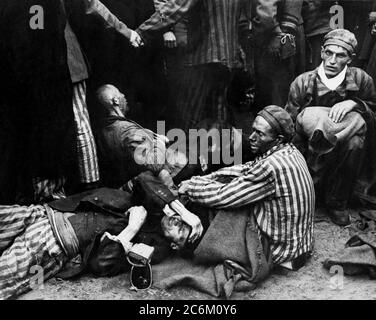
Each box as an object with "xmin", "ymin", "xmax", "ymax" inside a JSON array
[
  {"xmin": 324, "ymin": 210, "xmax": 376, "ymax": 279},
  {"xmin": 152, "ymin": 208, "xmax": 273, "ymax": 299}
]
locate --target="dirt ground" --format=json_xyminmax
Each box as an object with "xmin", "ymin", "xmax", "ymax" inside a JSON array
[{"xmin": 19, "ymin": 211, "xmax": 376, "ymax": 301}]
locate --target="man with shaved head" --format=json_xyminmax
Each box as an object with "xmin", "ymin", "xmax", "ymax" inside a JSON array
[{"xmin": 95, "ymin": 84, "xmax": 191, "ymax": 189}]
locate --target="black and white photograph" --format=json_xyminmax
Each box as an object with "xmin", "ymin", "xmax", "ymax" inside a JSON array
[{"xmin": 0, "ymin": 0, "xmax": 376, "ymax": 304}]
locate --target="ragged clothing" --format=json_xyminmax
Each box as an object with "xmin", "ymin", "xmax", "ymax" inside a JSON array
[
  {"xmin": 285, "ymin": 66, "xmax": 376, "ymax": 209},
  {"xmin": 98, "ymin": 116, "xmax": 189, "ymax": 188},
  {"xmin": 0, "ymin": 184, "xmax": 176, "ymax": 299}
]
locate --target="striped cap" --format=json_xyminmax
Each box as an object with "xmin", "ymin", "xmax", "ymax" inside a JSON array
[
  {"xmin": 323, "ymin": 29, "xmax": 357, "ymax": 54},
  {"xmin": 257, "ymin": 105, "xmax": 295, "ymax": 142}
]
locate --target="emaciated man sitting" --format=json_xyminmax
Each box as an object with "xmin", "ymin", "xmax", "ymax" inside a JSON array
[{"xmin": 285, "ymin": 29, "xmax": 376, "ymax": 226}]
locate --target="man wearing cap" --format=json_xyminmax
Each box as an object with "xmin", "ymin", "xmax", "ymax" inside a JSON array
[
  {"xmin": 285, "ymin": 29, "xmax": 376, "ymax": 226},
  {"xmin": 177, "ymin": 106, "xmax": 315, "ymax": 270}
]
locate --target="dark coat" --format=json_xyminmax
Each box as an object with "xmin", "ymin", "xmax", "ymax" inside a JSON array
[
  {"xmin": 48, "ymin": 182, "xmax": 176, "ymax": 278},
  {"xmin": 0, "ymin": 0, "xmax": 77, "ymax": 182},
  {"xmin": 286, "ymin": 67, "xmax": 376, "ymax": 207}
]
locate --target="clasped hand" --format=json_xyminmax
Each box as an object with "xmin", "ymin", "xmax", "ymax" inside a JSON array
[
  {"xmin": 328, "ymin": 100, "xmax": 357, "ymax": 123},
  {"xmin": 129, "ymin": 30, "xmax": 144, "ymax": 48}
]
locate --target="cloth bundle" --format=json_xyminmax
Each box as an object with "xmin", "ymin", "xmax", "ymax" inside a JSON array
[
  {"xmin": 152, "ymin": 208, "xmax": 272, "ymax": 299},
  {"xmin": 296, "ymin": 106, "xmax": 367, "ymax": 155}
]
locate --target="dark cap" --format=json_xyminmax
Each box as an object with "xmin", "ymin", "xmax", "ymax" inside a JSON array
[{"xmin": 257, "ymin": 105, "xmax": 295, "ymax": 142}]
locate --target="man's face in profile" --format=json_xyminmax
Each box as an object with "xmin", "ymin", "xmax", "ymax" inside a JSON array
[
  {"xmin": 114, "ymin": 88, "xmax": 129, "ymax": 115},
  {"xmin": 161, "ymin": 215, "xmax": 191, "ymax": 250},
  {"xmin": 248, "ymin": 116, "xmax": 277, "ymax": 156}
]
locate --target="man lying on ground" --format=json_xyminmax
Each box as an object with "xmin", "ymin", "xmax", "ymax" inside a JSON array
[{"xmin": 0, "ymin": 179, "xmax": 204, "ymax": 300}]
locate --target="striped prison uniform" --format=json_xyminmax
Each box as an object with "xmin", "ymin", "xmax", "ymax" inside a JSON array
[
  {"xmin": 136, "ymin": 0, "xmax": 251, "ymax": 131},
  {"xmin": 32, "ymin": 177, "xmax": 67, "ymax": 204},
  {"xmin": 72, "ymin": 81, "xmax": 100, "ymax": 184},
  {"xmin": 184, "ymin": 143, "xmax": 315, "ymax": 264},
  {"xmin": 0, "ymin": 205, "xmax": 67, "ymax": 300}
]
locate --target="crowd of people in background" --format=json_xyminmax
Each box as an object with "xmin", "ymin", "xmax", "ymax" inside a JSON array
[{"xmin": 0, "ymin": 0, "xmax": 375, "ymax": 205}]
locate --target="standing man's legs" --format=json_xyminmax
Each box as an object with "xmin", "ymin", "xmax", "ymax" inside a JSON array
[
  {"xmin": 175, "ymin": 64, "xmax": 233, "ymax": 132},
  {"xmin": 72, "ymin": 81, "xmax": 100, "ymax": 189},
  {"xmin": 32, "ymin": 80, "xmax": 100, "ymax": 201}
]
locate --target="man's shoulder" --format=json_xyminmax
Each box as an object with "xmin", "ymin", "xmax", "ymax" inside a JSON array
[
  {"xmin": 293, "ymin": 69, "xmax": 318, "ymax": 85},
  {"xmin": 103, "ymin": 119, "xmax": 144, "ymax": 142},
  {"xmin": 264, "ymin": 144, "xmax": 303, "ymax": 168},
  {"xmin": 347, "ymin": 67, "xmax": 374, "ymax": 83}
]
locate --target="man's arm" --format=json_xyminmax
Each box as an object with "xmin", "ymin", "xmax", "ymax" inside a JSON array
[
  {"xmin": 329, "ymin": 71, "xmax": 376, "ymax": 123},
  {"xmin": 101, "ymin": 206, "xmax": 148, "ymax": 253},
  {"xmin": 83, "ymin": 0, "xmax": 142, "ymax": 46},
  {"xmin": 183, "ymin": 161, "xmax": 276, "ymax": 209},
  {"xmin": 121, "ymin": 126, "xmax": 167, "ymax": 175},
  {"xmin": 135, "ymin": 0, "xmax": 198, "ymax": 41},
  {"xmin": 349, "ymin": 72, "xmax": 376, "ymax": 115},
  {"xmin": 253, "ymin": 0, "xmax": 302, "ymax": 59},
  {"xmin": 252, "ymin": 0, "xmax": 281, "ymax": 37},
  {"xmin": 89, "ymin": 206, "xmax": 170, "ymax": 276},
  {"xmin": 285, "ymin": 74, "xmax": 306, "ymax": 122},
  {"xmin": 280, "ymin": 0, "xmax": 303, "ymax": 35}
]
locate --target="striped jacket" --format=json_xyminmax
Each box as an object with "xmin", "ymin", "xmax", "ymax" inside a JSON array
[
  {"xmin": 135, "ymin": 0, "xmax": 302, "ymax": 68},
  {"xmin": 184, "ymin": 143, "xmax": 315, "ymax": 264},
  {"xmin": 136, "ymin": 0, "xmax": 251, "ymax": 68}
]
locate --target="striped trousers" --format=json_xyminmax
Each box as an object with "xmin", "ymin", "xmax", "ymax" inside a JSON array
[
  {"xmin": 73, "ymin": 81, "xmax": 100, "ymax": 184},
  {"xmin": 0, "ymin": 205, "xmax": 66, "ymax": 300}
]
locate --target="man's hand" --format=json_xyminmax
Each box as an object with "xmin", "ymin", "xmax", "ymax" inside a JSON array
[
  {"xmin": 130, "ymin": 30, "xmax": 144, "ymax": 48},
  {"xmin": 267, "ymin": 35, "xmax": 282, "ymax": 61},
  {"xmin": 178, "ymin": 181, "xmax": 190, "ymax": 195},
  {"xmin": 163, "ymin": 31, "xmax": 177, "ymax": 48},
  {"xmin": 101, "ymin": 232, "xmax": 134, "ymax": 253},
  {"xmin": 169, "ymin": 200, "xmax": 203, "ymax": 243},
  {"xmin": 329, "ymin": 100, "xmax": 358, "ymax": 123},
  {"xmin": 181, "ymin": 211, "xmax": 203, "ymax": 244},
  {"xmin": 371, "ymin": 23, "xmax": 376, "ymax": 36}
]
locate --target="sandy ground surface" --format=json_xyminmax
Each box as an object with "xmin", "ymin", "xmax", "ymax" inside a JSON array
[{"xmin": 19, "ymin": 213, "xmax": 376, "ymax": 301}]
